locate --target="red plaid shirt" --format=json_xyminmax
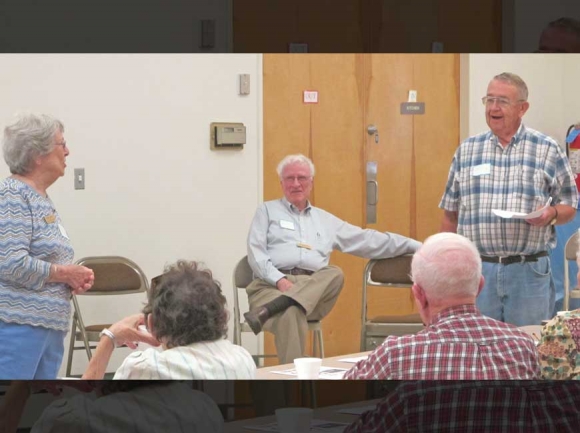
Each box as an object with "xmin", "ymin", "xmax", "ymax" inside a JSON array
[
  {"xmin": 344, "ymin": 304, "xmax": 540, "ymax": 379},
  {"xmin": 344, "ymin": 381, "xmax": 580, "ymax": 433}
]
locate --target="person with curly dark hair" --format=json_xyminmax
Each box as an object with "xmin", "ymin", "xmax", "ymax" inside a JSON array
[{"xmin": 81, "ymin": 260, "xmax": 256, "ymax": 379}]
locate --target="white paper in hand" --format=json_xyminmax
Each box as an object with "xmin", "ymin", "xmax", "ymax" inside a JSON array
[{"xmin": 492, "ymin": 197, "xmax": 552, "ymax": 219}]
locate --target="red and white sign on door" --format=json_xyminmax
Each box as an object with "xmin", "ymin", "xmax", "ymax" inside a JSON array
[{"xmin": 303, "ymin": 90, "xmax": 319, "ymax": 104}]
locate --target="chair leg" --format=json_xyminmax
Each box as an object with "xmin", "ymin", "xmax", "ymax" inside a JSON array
[
  {"xmin": 301, "ymin": 381, "xmax": 317, "ymax": 408},
  {"xmin": 65, "ymin": 314, "xmax": 77, "ymax": 377},
  {"xmin": 312, "ymin": 330, "xmax": 318, "ymax": 357},
  {"xmin": 318, "ymin": 330, "xmax": 324, "ymax": 358},
  {"xmin": 310, "ymin": 381, "xmax": 317, "ymax": 408}
]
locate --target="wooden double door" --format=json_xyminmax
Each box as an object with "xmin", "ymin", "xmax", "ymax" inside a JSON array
[{"xmin": 262, "ymin": 54, "xmax": 460, "ymax": 360}]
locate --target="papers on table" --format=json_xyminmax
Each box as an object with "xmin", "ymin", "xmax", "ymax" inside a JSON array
[
  {"xmin": 337, "ymin": 355, "xmax": 368, "ymax": 363},
  {"xmin": 270, "ymin": 366, "xmax": 349, "ymax": 380},
  {"xmin": 492, "ymin": 197, "xmax": 552, "ymax": 219},
  {"xmin": 336, "ymin": 404, "xmax": 377, "ymax": 415},
  {"xmin": 243, "ymin": 419, "xmax": 350, "ymax": 432}
]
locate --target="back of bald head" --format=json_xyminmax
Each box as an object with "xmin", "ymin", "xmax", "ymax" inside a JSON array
[{"xmin": 411, "ymin": 233, "xmax": 482, "ymax": 303}]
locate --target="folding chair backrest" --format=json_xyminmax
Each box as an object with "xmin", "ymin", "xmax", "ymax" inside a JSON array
[
  {"xmin": 368, "ymin": 255, "xmax": 413, "ymax": 287},
  {"xmin": 565, "ymin": 232, "xmax": 579, "ymax": 261},
  {"xmin": 66, "ymin": 256, "xmax": 149, "ymax": 376},
  {"xmin": 232, "ymin": 256, "xmax": 254, "ymax": 345},
  {"xmin": 361, "ymin": 254, "xmax": 418, "ymax": 351},
  {"xmin": 75, "ymin": 256, "xmax": 149, "ymax": 296}
]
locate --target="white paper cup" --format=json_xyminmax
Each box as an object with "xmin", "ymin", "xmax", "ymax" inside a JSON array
[
  {"xmin": 294, "ymin": 357, "xmax": 322, "ymax": 379},
  {"xmin": 275, "ymin": 407, "xmax": 313, "ymax": 433}
]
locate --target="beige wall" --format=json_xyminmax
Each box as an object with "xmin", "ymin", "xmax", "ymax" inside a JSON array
[
  {"xmin": 0, "ymin": 54, "xmax": 263, "ymax": 376},
  {"xmin": 462, "ymin": 54, "xmax": 578, "ymax": 146}
]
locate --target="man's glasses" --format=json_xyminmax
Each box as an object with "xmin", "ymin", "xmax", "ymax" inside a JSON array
[
  {"xmin": 282, "ymin": 176, "xmax": 311, "ymax": 184},
  {"xmin": 481, "ymin": 96, "xmax": 526, "ymax": 107},
  {"xmin": 55, "ymin": 141, "xmax": 68, "ymax": 149}
]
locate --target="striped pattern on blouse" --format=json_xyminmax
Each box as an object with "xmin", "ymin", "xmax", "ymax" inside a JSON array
[{"xmin": 113, "ymin": 338, "xmax": 257, "ymax": 379}]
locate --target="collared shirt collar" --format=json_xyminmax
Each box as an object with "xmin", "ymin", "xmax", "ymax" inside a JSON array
[
  {"xmin": 490, "ymin": 122, "xmax": 527, "ymax": 148},
  {"xmin": 431, "ymin": 304, "xmax": 480, "ymax": 326},
  {"xmin": 281, "ymin": 197, "xmax": 312, "ymax": 213}
]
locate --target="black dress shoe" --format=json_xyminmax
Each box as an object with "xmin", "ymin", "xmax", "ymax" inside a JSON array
[{"xmin": 244, "ymin": 306, "xmax": 270, "ymax": 335}]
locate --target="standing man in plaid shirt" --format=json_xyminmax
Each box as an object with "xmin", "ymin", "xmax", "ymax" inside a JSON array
[
  {"xmin": 344, "ymin": 232, "xmax": 540, "ymax": 379},
  {"xmin": 439, "ymin": 72, "xmax": 578, "ymax": 326}
]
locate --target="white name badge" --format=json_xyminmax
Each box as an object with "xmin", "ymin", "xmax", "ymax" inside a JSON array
[
  {"xmin": 472, "ymin": 163, "xmax": 491, "ymax": 177},
  {"xmin": 58, "ymin": 224, "xmax": 69, "ymax": 239},
  {"xmin": 280, "ymin": 220, "xmax": 295, "ymax": 230}
]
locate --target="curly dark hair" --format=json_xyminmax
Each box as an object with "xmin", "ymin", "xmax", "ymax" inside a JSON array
[{"xmin": 143, "ymin": 260, "xmax": 228, "ymax": 348}]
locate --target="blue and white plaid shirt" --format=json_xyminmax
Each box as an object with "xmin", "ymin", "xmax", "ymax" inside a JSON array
[{"xmin": 439, "ymin": 123, "xmax": 578, "ymax": 256}]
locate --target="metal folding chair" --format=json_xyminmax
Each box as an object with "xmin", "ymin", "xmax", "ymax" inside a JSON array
[
  {"xmin": 563, "ymin": 231, "xmax": 580, "ymax": 311},
  {"xmin": 65, "ymin": 256, "xmax": 149, "ymax": 377},
  {"xmin": 360, "ymin": 255, "xmax": 424, "ymax": 351}
]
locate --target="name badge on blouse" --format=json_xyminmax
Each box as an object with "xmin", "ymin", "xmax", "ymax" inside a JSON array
[
  {"xmin": 297, "ymin": 242, "xmax": 312, "ymax": 250},
  {"xmin": 44, "ymin": 214, "xmax": 56, "ymax": 224},
  {"xmin": 280, "ymin": 220, "xmax": 295, "ymax": 230},
  {"xmin": 472, "ymin": 163, "xmax": 491, "ymax": 177},
  {"xmin": 58, "ymin": 224, "xmax": 69, "ymax": 239}
]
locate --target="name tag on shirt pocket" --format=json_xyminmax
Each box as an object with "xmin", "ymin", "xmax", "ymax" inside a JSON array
[
  {"xmin": 280, "ymin": 220, "xmax": 295, "ymax": 230},
  {"xmin": 472, "ymin": 163, "xmax": 491, "ymax": 177}
]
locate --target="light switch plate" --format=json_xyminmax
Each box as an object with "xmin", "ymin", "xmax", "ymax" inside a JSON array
[
  {"xmin": 74, "ymin": 168, "xmax": 85, "ymax": 190},
  {"xmin": 239, "ymin": 74, "xmax": 250, "ymax": 95}
]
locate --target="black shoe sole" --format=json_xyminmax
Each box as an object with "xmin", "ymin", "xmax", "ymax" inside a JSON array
[{"xmin": 244, "ymin": 312, "xmax": 263, "ymax": 335}]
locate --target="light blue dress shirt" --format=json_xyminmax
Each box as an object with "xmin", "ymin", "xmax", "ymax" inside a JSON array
[{"xmin": 247, "ymin": 198, "xmax": 421, "ymax": 286}]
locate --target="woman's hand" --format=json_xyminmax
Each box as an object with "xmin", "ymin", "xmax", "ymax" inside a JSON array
[
  {"xmin": 108, "ymin": 314, "xmax": 161, "ymax": 349},
  {"xmin": 51, "ymin": 264, "xmax": 95, "ymax": 294}
]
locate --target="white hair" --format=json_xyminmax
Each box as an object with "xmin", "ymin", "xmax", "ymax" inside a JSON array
[
  {"xmin": 3, "ymin": 113, "xmax": 64, "ymax": 175},
  {"xmin": 492, "ymin": 72, "xmax": 529, "ymax": 101},
  {"xmin": 276, "ymin": 154, "xmax": 315, "ymax": 179},
  {"xmin": 411, "ymin": 232, "xmax": 481, "ymax": 302}
]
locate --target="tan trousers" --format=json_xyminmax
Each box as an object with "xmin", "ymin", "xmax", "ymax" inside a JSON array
[{"xmin": 246, "ymin": 265, "xmax": 344, "ymax": 364}]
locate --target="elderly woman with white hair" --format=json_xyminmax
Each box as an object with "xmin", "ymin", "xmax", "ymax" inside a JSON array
[{"xmin": 0, "ymin": 113, "xmax": 94, "ymax": 379}]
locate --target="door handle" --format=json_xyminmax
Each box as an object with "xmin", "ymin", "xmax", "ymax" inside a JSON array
[
  {"xmin": 366, "ymin": 162, "xmax": 378, "ymax": 224},
  {"xmin": 367, "ymin": 181, "xmax": 378, "ymax": 205},
  {"xmin": 367, "ymin": 125, "xmax": 379, "ymax": 144}
]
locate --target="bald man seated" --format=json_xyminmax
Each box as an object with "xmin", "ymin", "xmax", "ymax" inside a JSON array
[{"xmin": 344, "ymin": 232, "xmax": 540, "ymax": 380}]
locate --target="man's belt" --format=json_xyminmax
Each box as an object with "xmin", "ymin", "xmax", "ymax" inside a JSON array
[
  {"xmin": 280, "ymin": 267, "xmax": 314, "ymax": 276},
  {"xmin": 480, "ymin": 251, "xmax": 548, "ymax": 265}
]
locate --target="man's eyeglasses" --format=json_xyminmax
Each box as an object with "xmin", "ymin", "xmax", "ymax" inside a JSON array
[
  {"xmin": 481, "ymin": 96, "xmax": 526, "ymax": 107},
  {"xmin": 55, "ymin": 141, "xmax": 68, "ymax": 149},
  {"xmin": 282, "ymin": 176, "xmax": 311, "ymax": 184}
]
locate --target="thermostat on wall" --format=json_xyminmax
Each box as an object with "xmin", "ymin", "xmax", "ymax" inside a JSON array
[{"xmin": 210, "ymin": 122, "xmax": 246, "ymax": 150}]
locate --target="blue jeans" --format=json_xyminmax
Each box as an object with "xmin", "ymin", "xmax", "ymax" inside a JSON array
[
  {"xmin": 0, "ymin": 320, "xmax": 66, "ymax": 379},
  {"xmin": 477, "ymin": 256, "xmax": 554, "ymax": 326}
]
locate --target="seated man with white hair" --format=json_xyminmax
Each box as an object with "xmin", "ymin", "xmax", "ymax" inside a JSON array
[
  {"xmin": 344, "ymin": 232, "xmax": 540, "ymax": 380},
  {"xmin": 244, "ymin": 153, "xmax": 421, "ymax": 364}
]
